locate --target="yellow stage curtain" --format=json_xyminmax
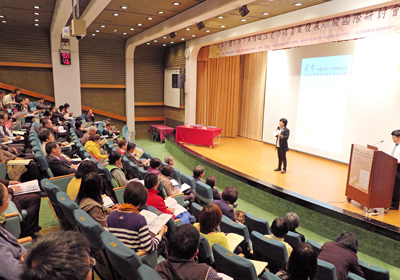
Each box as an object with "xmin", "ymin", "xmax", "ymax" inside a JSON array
[{"xmin": 238, "ymin": 52, "xmax": 268, "ymax": 141}]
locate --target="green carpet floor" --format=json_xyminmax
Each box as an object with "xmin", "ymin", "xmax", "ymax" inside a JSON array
[{"xmin": 135, "ymin": 138, "xmax": 400, "ymax": 280}]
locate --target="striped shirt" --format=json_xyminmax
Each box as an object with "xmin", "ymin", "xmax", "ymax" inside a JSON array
[{"xmin": 107, "ymin": 211, "xmax": 161, "ymax": 252}]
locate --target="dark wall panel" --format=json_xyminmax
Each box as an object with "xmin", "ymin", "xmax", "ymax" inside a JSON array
[
  {"xmin": 79, "ymin": 36, "xmax": 126, "ymax": 84},
  {"xmin": 81, "ymin": 88, "xmax": 126, "ymax": 116}
]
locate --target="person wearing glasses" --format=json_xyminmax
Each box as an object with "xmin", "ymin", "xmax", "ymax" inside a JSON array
[{"xmin": 21, "ymin": 231, "xmax": 95, "ymax": 280}]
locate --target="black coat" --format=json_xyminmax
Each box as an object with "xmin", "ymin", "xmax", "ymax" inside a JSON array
[{"xmin": 276, "ymin": 127, "xmax": 290, "ymax": 151}]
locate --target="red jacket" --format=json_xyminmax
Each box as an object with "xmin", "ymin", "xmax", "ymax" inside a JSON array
[{"xmin": 146, "ymin": 189, "xmax": 175, "ymax": 218}]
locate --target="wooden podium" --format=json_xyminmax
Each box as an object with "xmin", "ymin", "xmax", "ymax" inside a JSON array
[{"xmin": 346, "ymin": 144, "xmax": 397, "ymax": 211}]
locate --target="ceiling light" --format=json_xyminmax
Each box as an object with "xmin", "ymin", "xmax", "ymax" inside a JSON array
[
  {"xmin": 123, "ymin": 32, "xmax": 127, "ymax": 35},
  {"xmin": 147, "ymin": 17, "xmax": 153, "ymax": 20},
  {"xmin": 35, "ymin": 19, "xmax": 39, "ymax": 22},
  {"xmin": 205, "ymin": 30, "xmax": 210, "ymax": 32},
  {"xmin": 186, "ymin": 28, "xmax": 191, "ymax": 31},
  {"xmin": 92, "ymin": 34, "xmax": 96, "ymax": 36},
  {"xmin": 137, "ymin": 23, "xmax": 142, "ymax": 26},
  {"xmin": 2, "ymin": 20, "xmax": 7, "ymax": 23},
  {"xmin": 241, "ymin": 19, "xmax": 246, "ymax": 22},
  {"xmin": 238, "ymin": 4, "xmax": 250, "ymax": 17},
  {"xmin": 130, "ymin": 28, "xmax": 134, "ymax": 31},
  {"xmin": 295, "ymin": 2, "xmax": 302, "ymax": 6},
  {"xmin": 158, "ymin": 11, "xmax": 164, "ymax": 14},
  {"xmin": 191, "ymin": 34, "xmax": 196, "ymax": 37},
  {"xmin": 196, "ymin": 21, "xmax": 205, "ymax": 30},
  {"xmin": 169, "ymin": 32, "xmax": 176, "ymax": 39},
  {"xmin": 0, "ymin": 16, "xmax": 4, "ymax": 18},
  {"xmin": 163, "ymin": 36, "xmax": 167, "ymax": 39},
  {"xmin": 34, "ymin": 12, "xmax": 40, "ymax": 15},
  {"xmin": 147, "ymin": 43, "xmax": 150, "ymax": 45},
  {"xmin": 172, "ymin": 2, "xmax": 181, "ymax": 5},
  {"xmin": 113, "ymin": 29, "xmax": 117, "ymax": 32},
  {"xmin": 171, "ymin": 42, "xmax": 174, "ymax": 44},
  {"xmin": 181, "ymin": 38, "xmax": 185, "ymax": 41},
  {"xmin": 113, "ymin": 13, "xmax": 119, "ymax": 16},
  {"xmin": 163, "ymin": 44, "xmax": 166, "ymax": 46},
  {"xmin": 154, "ymin": 40, "xmax": 157, "ymax": 42},
  {"xmin": 121, "ymin": 6, "xmax": 128, "ymax": 9},
  {"xmin": 218, "ymin": 16, "xmax": 223, "ymax": 19},
  {"xmin": 33, "ymin": 6, "xmax": 40, "ymax": 9},
  {"xmin": 34, "ymin": 23, "xmax": 39, "ymax": 26},
  {"xmin": 96, "ymin": 30, "xmax": 100, "ymax": 32},
  {"xmin": 220, "ymin": 25, "xmax": 226, "ymax": 28},
  {"xmin": 101, "ymin": 25, "xmax": 106, "ymax": 28},
  {"xmin": 263, "ymin": 12, "xmax": 269, "ymax": 15}
]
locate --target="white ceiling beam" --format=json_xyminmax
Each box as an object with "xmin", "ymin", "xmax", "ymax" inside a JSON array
[{"xmin": 80, "ymin": 0, "xmax": 112, "ymax": 27}]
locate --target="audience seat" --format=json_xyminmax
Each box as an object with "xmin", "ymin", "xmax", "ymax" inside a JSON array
[
  {"xmin": 73, "ymin": 209, "xmax": 117, "ymax": 280},
  {"xmin": 262, "ymin": 271, "xmax": 281, "ymax": 280},
  {"xmin": 137, "ymin": 263, "xmax": 163, "ymax": 280},
  {"xmin": 347, "ymin": 273, "xmax": 365, "ymax": 280},
  {"xmin": 4, "ymin": 201, "xmax": 23, "ymax": 238},
  {"xmin": 316, "ymin": 259, "xmax": 337, "ymax": 280},
  {"xmin": 198, "ymin": 234, "xmax": 215, "ymax": 267},
  {"xmin": 113, "ymin": 186, "xmax": 125, "ymax": 204},
  {"xmin": 244, "ymin": 212, "xmax": 270, "ymax": 235},
  {"xmin": 56, "ymin": 191, "xmax": 80, "ymax": 228},
  {"xmin": 212, "ymin": 243, "xmax": 260, "ymax": 280},
  {"xmin": 195, "ymin": 181, "xmax": 213, "ymax": 205},
  {"xmin": 180, "ymin": 173, "xmax": 196, "ymax": 195},
  {"xmin": 358, "ymin": 259, "xmax": 390, "ymax": 280},
  {"xmin": 157, "ymin": 180, "xmax": 168, "ymax": 199},
  {"xmin": 49, "ymin": 174, "xmax": 74, "ymax": 193},
  {"xmin": 306, "ymin": 239, "xmax": 322, "ymax": 255},
  {"xmin": 220, "ymin": 215, "xmax": 252, "ymax": 256},
  {"xmin": 0, "ymin": 161, "xmax": 7, "ymax": 179},
  {"xmin": 170, "ymin": 166, "xmax": 181, "ymax": 183},
  {"xmin": 284, "ymin": 231, "xmax": 301, "ymax": 249},
  {"xmin": 138, "ymin": 167, "xmax": 149, "ymax": 180},
  {"xmin": 190, "ymin": 202, "xmax": 203, "ymax": 222},
  {"xmin": 250, "ymin": 231, "xmax": 288, "ymax": 273}
]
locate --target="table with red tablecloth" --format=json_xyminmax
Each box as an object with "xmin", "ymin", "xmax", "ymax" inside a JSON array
[
  {"xmin": 175, "ymin": 125, "xmax": 222, "ymax": 148},
  {"xmin": 148, "ymin": 124, "xmax": 175, "ymax": 142}
]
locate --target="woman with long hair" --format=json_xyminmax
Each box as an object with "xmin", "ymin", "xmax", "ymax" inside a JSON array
[{"xmin": 66, "ymin": 160, "xmax": 98, "ymax": 200}]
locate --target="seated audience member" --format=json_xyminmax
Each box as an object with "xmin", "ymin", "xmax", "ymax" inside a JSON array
[
  {"xmin": 107, "ymin": 181, "xmax": 167, "ymax": 252},
  {"xmin": 144, "ymin": 173, "xmax": 175, "ymax": 217},
  {"xmin": 3, "ymin": 91, "xmax": 17, "ymax": 107},
  {"xmin": 62, "ymin": 103, "xmax": 71, "ymax": 115},
  {"xmin": 14, "ymin": 88, "xmax": 23, "ymax": 103},
  {"xmin": 102, "ymin": 123, "xmax": 113, "ymax": 138},
  {"xmin": 318, "ymin": 231, "xmax": 364, "ymax": 280},
  {"xmin": 45, "ymin": 142, "xmax": 78, "ymax": 176},
  {"xmin": 276, "ymin": 243, "xmax": 317, "ymax": 280},
  {"xmin": 194, "ymin": 204, "xmax": 231, "ymax": 252},
  {"xmin": 160, "ymin": 165, "xmax": 195, "ymax": 202},
  {"xmin": 212, "ymin": 186, "xmax": 238, "ymax": 222},
  {"xmin": 106, "ymin": 151, "xmax": 128, "ymax": 187},
  {"xmin": 80, "ymin": 126, "xmax": 97, "ymax": 146},
  {"xmin": 0, "ymin": 90, "xmax": 8, "ymax": 111},
  {"xmin": 193, "ymin": 165, "xmax": 205, "ymax": 182},
  {"xmin": 74, "ymin": 121, "xmax": 84, "ymax": 138},
  {"xmin": 0, "ymin": 182, "xmax": 27, "ymax": 280},
  {"xmin": 35, "ymin": 96, "xmax": 49, "ymax": 110},
  {"xmin": 206, "ymin": 175, "xmax": 222, "ymax": 200},
  {"xmin": 2, "ymin": 113, "xmax": 13, "ymax": 130},
  {"xmin": 284, "ymin": 212, "xmax": 305, "ymax": 242},
  {"xmin": 50, "ymin": 105, "xmax": 64, "ymax": 125},
  {"xmin": 21, "ymin": 231, "xmax": 93, "ymax": 280},
  {"xmin": 38, "ymin": 129, "xmax": 70, "ymax": 159},
  {"xmin": 85, "ymin": 109, "xmax": 95, "ymax": 123},
  {"xmin": 156, "ymin": 224, "xmax": 222, "ymax": 280},
  {"xmin": 85, "ymin": 134, "xmax": 108, "ymax": 161},
  {"xmin": 75, "ymin": 172, "xmax": 119, "ymax": 227},
  {"xmin": 39, "ymin": 117, "xmax": 58, "ymax": 135},
  {"xmin": 0, "ymin": 114, "xmax": 13, "ymax": 138},
  {"xmin": 147, "ymin": 158, "xmax": 162, "ymax": 175},
  {"xmin": 66, "ymin": 160, "xmax": 98, "ymax": 200},
  {"xmin": 164, "ymin": 155, "xmax": 174, "ymax": 166},
  {"xmin": 266, "ymin": 217, "xmax": 293, "ymax": 257},
  {"xmin": 125, "ymin": 143, "xmax": 149, "ymax": 168},
  {"xmin": 117, "ymin": 140, "xmax": 127, "ymax": 154}
]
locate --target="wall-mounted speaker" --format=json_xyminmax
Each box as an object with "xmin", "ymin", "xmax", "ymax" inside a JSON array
[{"xmin": 172, "ymin": 73, "xmax": 185, "ymax": 89}]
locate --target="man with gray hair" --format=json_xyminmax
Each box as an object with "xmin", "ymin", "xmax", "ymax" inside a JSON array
[
  {"xmin": 164, "ymin": 155, "xmax": 174, "ymax": 166},
  {"xmin": 80, "ymin": 126, "xmax": 97, "ymax": 146}
]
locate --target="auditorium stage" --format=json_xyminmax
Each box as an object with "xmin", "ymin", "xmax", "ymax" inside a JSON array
[{"xmin": 179, "ymin": 136, "xmax": 400, "ymax": 235}]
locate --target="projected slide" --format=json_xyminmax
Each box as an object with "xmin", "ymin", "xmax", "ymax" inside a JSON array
[{"xmin": 294, "ymin": 55, "xmax": 352, "ymax": 154}]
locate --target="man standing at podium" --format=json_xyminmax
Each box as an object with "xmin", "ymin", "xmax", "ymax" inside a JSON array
[{"xmin": 387, "ymin": 130, "xmax": 400, "ymax": 210}]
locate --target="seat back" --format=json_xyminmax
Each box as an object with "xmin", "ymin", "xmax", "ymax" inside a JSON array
[
  {"xmin": 157, "ymin": 179, "xmax": 168, "ymax": 199},
  {"xmin": 244, "ymin": 212, "xmax": 270, "ymax": 235},
  {"xmin": 250, "ymin": 231, "xmax": 288, "ymax": 273},
  {"xmin": 137, "ymin": 264, "xmax": 163, "ymax": 280},
  {"xmin": 212, "ymin": 243, "xmax": 258, "ymax": 280},
  {"xmin": 49, "ymin": 175, "xmax": 74, "ymax": 193},
  {"xmin": 195, "ymin": 181, "xmax": 213, "ymax": 204},
  {"xmin": 358, "ymin": 259, "xmax": 390, "ymax": 280},
  {"xmin": 113, "ymin": 186, "xmax": 126, "ymax": 204},
  {"xmin": 198, "ymin": 234, "xmax": 214, "ymax": 266},
  {"xmin": 100, "ymin": 230, "xmax": 142, "ymax": 280},
  {"xmin": 347, "ymin": 273, "xmax": 365, "ymax": 280},
  {"xmin": 190, "ymin": 202, "xmax": 203, "ymax": 222},
  {"xmin": 35, "ymin": 153, "xmax": 54, "ymax": 178},
  {"xmin": 98, "ymin": 123, "xmax": 104, "ymax": 136},
  {"xmin": 138, "ymin": 167, "xmax": 149, "ymax": 180},
  {"xmin": 4, "ymin": 201, "xmax": 22, "ymax": 238},
  {"xmin": 122, "ymin": 125, "xmax": 128, "ymax": 141},
  {"xmin": 220, "ymin": 215, "xmax": 252, "ymax": 253},
  {"xmin": 0, "ymin": 162, "xmax": 7, "ymax": 179},
  {"xmin": 316, "ymin": 259, "xmax": 338, "ymax": 280},
  {"xmin": 170, "ymin": 167, "xmax": 181, "ymax": 183},
  {"xmin": 306, "ymin": 239, "xmax": 322, "ymax": 255},
  {"xmin": 56, "ymin": 191, "xmax": 80, "ymax": 226},
  {"xmin": 41, "ymin": 179, "xmax": 61, "ymax": 206},
  {"xmin": 147, "ymin": 206, "xmax": 176, "ymax": 237},
  {"xmin": 284, "ymin": 231, "xmax": 301, "ymax": 249},
  {"xmin": 181, "ymin": 173, "xmax": 196, "ymax": 194},
  {"xmin": 262, "ymin": 271, "xmax": 281, "ymax": 280}
]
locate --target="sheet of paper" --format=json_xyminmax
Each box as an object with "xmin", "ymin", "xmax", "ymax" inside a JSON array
[
  {"xmin": 11, "ymin": 180, "xmax": 40, "ymax": 195},
  {"xmin": 12, "ymin": 131, "xmax": 25, "ymax": 136},
  {"xmin": 141, "ymin": 210, "xmax": 172, "ymax": 234},
  {"xmin": 217, "ymin": 273, "xmax": 233, "ymax": 280},
  {"xmin": 273, "ymin": 131, "xmax": 279, "ymax": 136},
  {"xmin": 102, "ymin": 196, "xmax": 114, "ymax": 208},
  {"xmin": 170, "ymin": 179, "xmax": 179, "ymax": 186},
  {"xmin": 171, "ymin": 204, "xmax": 187, "ymax": 216},
  {"xmin": 164, "ymin": 197, "xmax": 177, "ymax": 208},
  {"xmin": 226, "ymin": 233, "xmax": 244, "ymax": 252},
  {"xmin": 249, "ymin": 259, "xmax": 268, "ymax": 276},
  {"xmin": 178, "ymin": 183, "xmax": 191, "ymax": 193},
  {"xmin": 140, "ymin": 209, "xmax": 159, "ymax": 225},
  {"xmin": 7, "ymin": 159, "xmax": 32, "ymax": 166}
]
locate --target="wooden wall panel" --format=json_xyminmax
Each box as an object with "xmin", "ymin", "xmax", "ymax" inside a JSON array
[
  {"xmin": 81, "ymin": 88, "xmax": 126, "ymax": 116},
  {"xmin": 79, "ymin": 36, "xmax": 126, "ymax": 85}
]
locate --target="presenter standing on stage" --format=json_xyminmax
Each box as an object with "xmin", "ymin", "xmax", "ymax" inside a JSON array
[
  {"xmin": 387, "ymin": 130, "xmax": 400, "ymax": 210},
  {"xmin": 274, "ymin": 118, "xmax": 290, "ymax": 174}
]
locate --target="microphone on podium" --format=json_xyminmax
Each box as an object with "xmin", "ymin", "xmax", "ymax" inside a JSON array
[{"xmin": 371, "ymin": 140, "xmax": 384, "ymax": 146}]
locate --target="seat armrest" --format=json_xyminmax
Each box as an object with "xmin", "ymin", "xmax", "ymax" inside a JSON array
[
  {"xmin": 49, "ymin": 174, "xmax": 75, "ymax": 180},
  {"xmin": 18, "ymin": 236, "xmax": 33, "ymax": 245},
  {"xmin": 136, "ymin": 250, "xmax": 147, "ymax": 257},
  {"xmin": 4, "ymin": 212, "xmax": 19, "ymax": 218}
]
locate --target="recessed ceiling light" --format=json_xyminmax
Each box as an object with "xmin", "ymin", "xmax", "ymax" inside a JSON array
[
  {"xmin": 181, "ymin": 38, "xmax": 185, "ymax": 40},
  {"xmin": 147, "ymin": 17, "xmax": 153, "ymax": 20},
  {"xmin": 96, "ymin": 30, "xmax": 100, "ymax": 32},
  {"xmin": 101, "ymin": 25, "xmax": 106, "ymax": 28},
  {"xmin": 137, "ymin": 23, "xmax": 142, "ymax": 26},
  {"xmin": 2, "ymin": 20, "xmax": 7, "ymax": 23},
  {"xmin": 191, "ymin": 34, "xmax": 196, "ymax": 37},
  {"xmin": 220, "ymin": 25, "xmax": 226, "ymax": 28},
  {"xmin": 218, "ymin": 16, "xmax": 223, "ymax": 19},
  {"xmin": 163, "ymin": 36, "xmax": 167, "ymax": 39},
  {"xmin": 186, "ymin": 28, "xmax": 191, "ymax": 30},
  {"xmin": 34, "ymin": 23, "xmax": 39, "ymax": 26},
  {"xmin": 158, "ymin": 11, "xmax": 164, "ymax": 14},
  {"xmin": 92, "ymin": 34, "xmax": 96, "ymax": 36},
  {"xmin": 123, "ymin": 32, "xmax": 127, "ymax": 35},
  {"xmin": 241, "ymin": 19, "xmax": 246, "ymax": 22},
  {"xmin": 113, "ymin": 29, "xmax": 117, "ymax": 33},
  {"xmin": 171, "ymin": 41, "xmax": 174, "ymax": 44},
  {"xmin": 205, "ymin": 30, "xmax": 210, "ymax": 32},
  {"xmin": 294, "ymin": 2, "xmax": 302, "ymax": 6},
  {"xmin": 163, "ymin": 44, "xmax": 166, "ymax": 46},
  {"xmin": 33, "ymin": 6, "xmax": 40, "ymax": 9},
  {"xmin": 121, "ymin": 6, "xmax": 128, "ymax": 9},
  {"xmin": 147, "ymin": 43, "xmax": 150, "ymax": 45},
  {"xmin": 35, "ymin": 19, "xmax": 39, "ymax": 22},
  {"xmin": 34, "ymin": 12, "xmax": 40, "ymax": 15},
  {"xmin": 154, "ymin": 40, "xmax": 157, "ymax": 42},
  {"xmin": 172, "ymin": 2, "xmax": 181, "ymax": 5},
  {"xmin": 130, "ymin": 28, "xmax": 134, "ymax": 31},
  {"xmin": 113, "ymin": 13, "xmax": 119, "ymax": 16},
  {"xmin": 0, "ymin": 16, "xmax": 4, "ymax": 18},
  {"xmin": 263, "ymin": 12, "xmax": 269, "ymax": 16}
]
